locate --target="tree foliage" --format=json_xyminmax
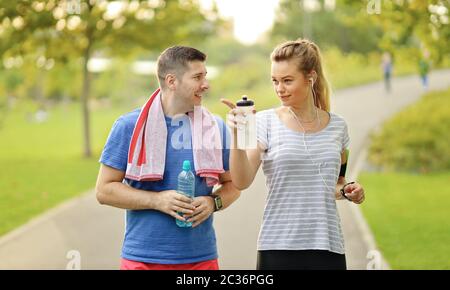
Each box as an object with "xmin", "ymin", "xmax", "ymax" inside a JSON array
[
  {"xmin": 271, "ymin": 0, "xmax": 383, "ymax": 53},
  {"xmin": 0, "ymin": 0, "xmax": 218, "ymax": 156},
  {"xmin": 0, "ymin": 0, "xmax": 216, "ymax": 60},
  {"xmin": 339, "ymin": 0, "xmax": 449, "ymax": 63}
]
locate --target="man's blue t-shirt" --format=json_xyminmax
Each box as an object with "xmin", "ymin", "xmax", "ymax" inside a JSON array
[{"xmin": 99, "ymin": 109, "xmax": 230, "ymax": 264}]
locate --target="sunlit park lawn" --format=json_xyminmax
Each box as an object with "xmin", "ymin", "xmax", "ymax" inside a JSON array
[
  {"xmin": 359, "ymin": 171, "xmax": 450, "ymax": 269},
  {"xmin": 0, "ymin": 101, "xmax": 130, "ymax": 236}
]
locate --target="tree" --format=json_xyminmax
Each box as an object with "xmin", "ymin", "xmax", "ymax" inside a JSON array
[
  {"xmin": 340, "ymin": 0, "xmax": 449, "ymax": 63},
  {"xmin": 271, "ymin": 0, "xmax": 382, "ymax": 53},
  {"xmin": 379, "ymin": 0, "xmax": 449, "ymax": 63},
  {"xmin": 0, "ymin": 0, "xmax": 218, "ymax": 157}
]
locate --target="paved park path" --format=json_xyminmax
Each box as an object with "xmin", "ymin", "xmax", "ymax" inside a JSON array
[{"xmin": 1, "ymin": 70, "xmax": 449, "ymax": 269}]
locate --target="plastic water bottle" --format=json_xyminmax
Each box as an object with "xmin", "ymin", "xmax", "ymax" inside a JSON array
[
  {"xmin": 176, "ymin": 160, "xmax": 195, "ymax": 227},
  {"xmin": 236, "ymin": 95, "xmax": 256, "ymax": 150}
]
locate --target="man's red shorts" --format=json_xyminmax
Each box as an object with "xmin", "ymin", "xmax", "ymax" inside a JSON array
[{"xmin": 120, "ymin": 258, "xmax": 219, "ymax": 270}]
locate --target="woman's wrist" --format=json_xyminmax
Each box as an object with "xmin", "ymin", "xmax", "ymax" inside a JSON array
[{"xmin": 340, "ymin": 181, "xmax": 355, "ymax": 201}]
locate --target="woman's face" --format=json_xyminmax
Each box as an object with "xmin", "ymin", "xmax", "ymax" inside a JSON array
[{"xmin": 271, "ymin": 60, "xmax": 310, "ymax": 106}]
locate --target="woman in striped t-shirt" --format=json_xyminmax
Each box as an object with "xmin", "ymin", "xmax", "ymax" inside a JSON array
[{"xmin": 221, "ymin": 39, "xmax": 365, "ymax": 270}]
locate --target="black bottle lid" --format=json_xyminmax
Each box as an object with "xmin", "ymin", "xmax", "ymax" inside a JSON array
[{"xmin": 236, "ymin": 96, "xmax": 254, "ymax": 107}]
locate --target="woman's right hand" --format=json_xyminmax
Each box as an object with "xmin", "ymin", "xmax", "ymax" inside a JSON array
[
  {"xmin": 220, "ymin": 98, "xmax": 249, "ymax": 130},
  {"xmin": 221, "ymin": 98, "xmax": 262, "ymax": 189}
]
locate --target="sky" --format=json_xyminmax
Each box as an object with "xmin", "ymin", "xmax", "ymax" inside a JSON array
[{"xmin": 198, "ymin": 0, "xmax": 280, "ymax": 45}]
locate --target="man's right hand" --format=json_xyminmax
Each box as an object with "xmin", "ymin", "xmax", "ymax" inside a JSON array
[{"xmin": 156, "ymin": 190, "xmax": 196, "ymax": 222}]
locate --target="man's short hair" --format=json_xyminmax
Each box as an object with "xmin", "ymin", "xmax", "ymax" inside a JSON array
[{"xmin": 156, "ymin": 46, "xmax": 207, "ymax": 88}]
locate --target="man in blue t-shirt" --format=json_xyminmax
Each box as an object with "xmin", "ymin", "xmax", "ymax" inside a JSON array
[{"xmin": 96, "ymin": 46, "xmax": 240, "ymax": 270}]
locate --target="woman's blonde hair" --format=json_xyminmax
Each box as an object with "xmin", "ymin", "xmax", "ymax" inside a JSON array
[{"xmin": 271, "ymin": 39, "xmax": 331, "ymax": 112}]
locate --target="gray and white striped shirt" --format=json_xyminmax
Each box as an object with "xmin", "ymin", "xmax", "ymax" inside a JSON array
[{"xmin": 256, "ymin": 109, "xmax": 350, "ymax": 254}]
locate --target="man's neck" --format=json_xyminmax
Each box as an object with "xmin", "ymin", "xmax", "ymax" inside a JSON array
[{"xmin": 160, "ymin": 90, "xmax": 191, "ymax": 118}]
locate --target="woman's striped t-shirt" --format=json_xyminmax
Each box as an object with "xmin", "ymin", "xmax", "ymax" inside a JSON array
[{"xmin": 256, "ymin": 109, "xmax": 350, "ymax": 254}]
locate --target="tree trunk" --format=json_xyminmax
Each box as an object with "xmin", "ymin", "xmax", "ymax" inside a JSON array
[{"xmin": 81, "ymin": 45, "xmax": 92, "ymax": 158}]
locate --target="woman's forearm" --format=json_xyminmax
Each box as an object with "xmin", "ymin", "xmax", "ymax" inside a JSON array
[
  {"xmin": 335, "ymin": 176, "xmax": 347, "ymax": 200},
  {"xmin": 230, "ymin": 149, "xmax": 253, "ymax": 190}
]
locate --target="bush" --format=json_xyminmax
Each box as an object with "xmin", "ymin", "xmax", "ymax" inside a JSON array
[{"xmin": 368, "ymin": 88, "xmax": 450, "ymax": 173}]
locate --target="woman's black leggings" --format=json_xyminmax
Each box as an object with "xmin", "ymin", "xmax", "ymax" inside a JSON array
[{"xmin": 257, "ymin": 250, "xmax": 347, "ymax": 270}]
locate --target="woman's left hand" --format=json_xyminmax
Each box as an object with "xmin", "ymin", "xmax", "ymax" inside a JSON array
[{"xmin": 343, "ymin": 182, "xmax": 365, "ymax": 204}]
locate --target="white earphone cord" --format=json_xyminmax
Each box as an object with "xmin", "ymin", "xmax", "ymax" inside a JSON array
[{"xmin": 288, "ymin": 82, "xmax": 335, "ymax": 194}]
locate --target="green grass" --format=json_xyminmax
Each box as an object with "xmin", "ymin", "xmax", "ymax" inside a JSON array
[
  {"xmin": 359, "ymin": 171, "xmax": 450, "ymax": 269},
  {"xmin": 0, "ymin": 101, "xmax": 131, "ymax": 236},
  {"xmin": 0, "ymin": 158, "xmax": 99, "ymax": 233}
]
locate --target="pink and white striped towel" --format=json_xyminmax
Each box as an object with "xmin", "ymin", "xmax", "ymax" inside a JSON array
[{"xmin": 125, "ymin": 88, "xmax": 224, "ymax": 186}]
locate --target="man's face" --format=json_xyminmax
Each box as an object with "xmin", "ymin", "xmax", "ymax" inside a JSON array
[{"xmin": 175, "ymin": 61, "xmax": 209, "ymax": 108}]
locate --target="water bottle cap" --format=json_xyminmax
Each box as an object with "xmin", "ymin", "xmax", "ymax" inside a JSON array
[
  {"xmin": 236, "ymin": 95, "xmax": 254, "ymax": 107},
  {"xmin": 182, "ymin": 160, "xmax": 191, "ymax": 171}
]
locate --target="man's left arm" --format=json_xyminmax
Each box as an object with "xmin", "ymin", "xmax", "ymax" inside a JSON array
[{"xmin": 186, "ymin": 171, "xmax": 240, "ymax": 227}]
